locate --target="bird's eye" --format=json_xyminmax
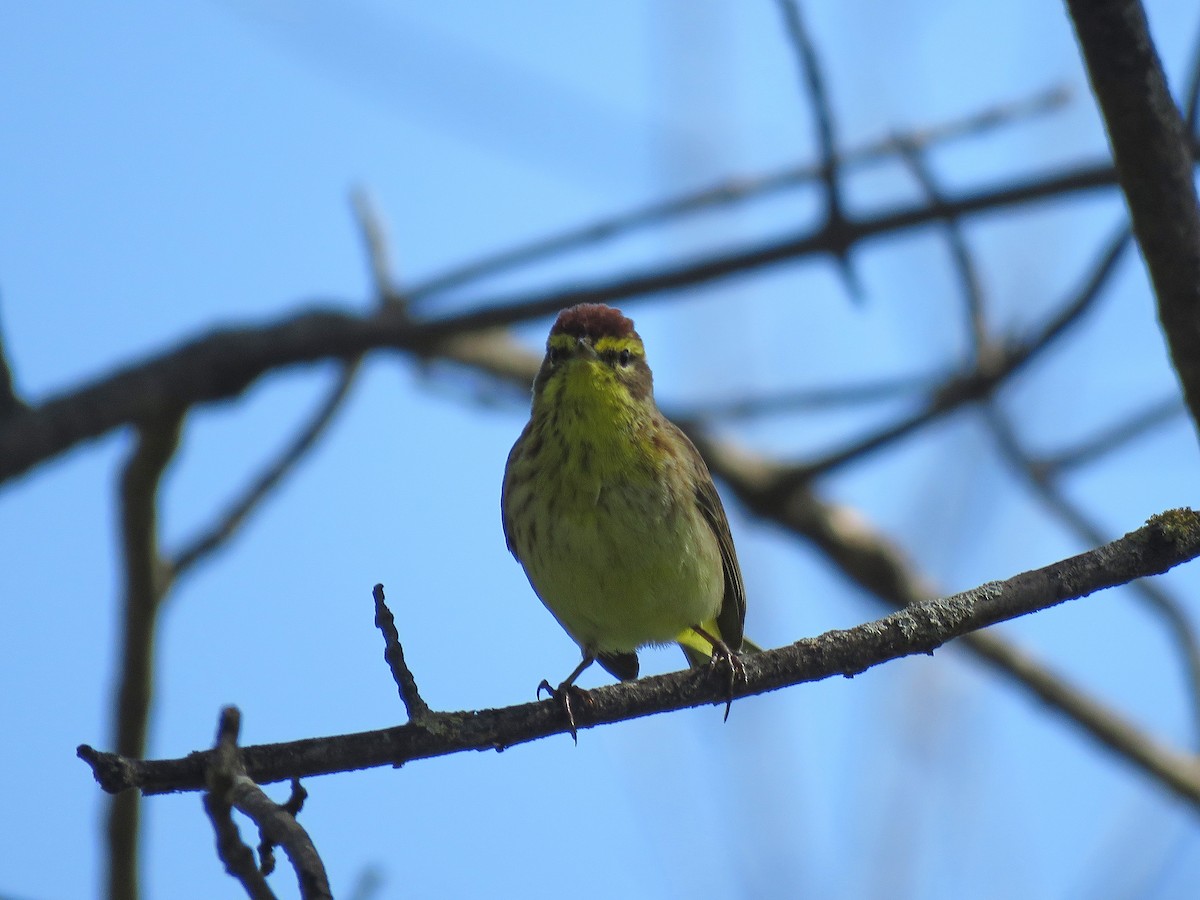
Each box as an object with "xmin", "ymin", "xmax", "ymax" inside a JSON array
[
  {"xmin": 618, "ymin": 349, "xmax": 631, "ymax": 367},
  {"xmin": 547, "ymin": 346, "xmax": 563, "ymax": 365}
]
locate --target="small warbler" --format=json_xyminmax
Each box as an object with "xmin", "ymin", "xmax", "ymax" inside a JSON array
[{"xmin": 502, "ymin": 303, "xmax": 751, "ymax": 709}]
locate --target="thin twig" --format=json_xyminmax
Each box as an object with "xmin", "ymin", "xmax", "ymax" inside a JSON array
[
  {"xmin": 1041, "ymin": 396, "xmax": 1185, "ymax": 475},
  {"xmin": 773, "ymin": 0, "xmax": 859, "ymax": 297},
  {"xmin": 895, "ymin": 138, "xmax": 989, "ymax": 359},
  {"xmin": 373, "ymin": 584, "xmax": 432, "ymax": 723},
  {"xmin": 783, "ymin": 225, "xmax": 1131, "ymax": 485},
  {"xmin": 232, "ymin": 779, "xmax": 331, "ymax": 899},
  {"xmin": 0, "ymin": 296, "xmax": 24, "ymax": 417},
  {"xmin": 407, "ymin": 86, "xmax": 1071, "ymax": 301},
  {"xmin": 204, "ymin": 707, "xmax": 333, "ymax": 900},
  {"xmin": 204, "ymin": 707, "xmax": 278, "ymax": 900},
  {"xmin": 674, "ymin": 370, "xmax": 937, "ymax": 423},
  {"xmin": 351, "ymin": 188, "xmax": 404, "ymax": 309},
  {"xmin": 1182, "ymin": 11, "xmax": 1200, "ymax": 136},
  {"xmin": 170, "ymin": 361, "xmax": 361, "ymax": 579}
]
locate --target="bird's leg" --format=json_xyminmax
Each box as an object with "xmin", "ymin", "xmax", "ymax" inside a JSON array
[
  {"xmin": 690, "ymin": 626, "xmax": 745, "ymax": 721},
  {"xmin": 537, "ymin": 653, "xmax": 595, "ymax": 743}
]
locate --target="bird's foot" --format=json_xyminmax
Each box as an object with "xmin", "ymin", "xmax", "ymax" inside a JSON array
[
  {"xmin": 707, "ymin": 643, "xmax": 745, "ymax": 722},
  {"xmin": 537, "ymin": 679, "xmax": 591, "ymax": 743}
]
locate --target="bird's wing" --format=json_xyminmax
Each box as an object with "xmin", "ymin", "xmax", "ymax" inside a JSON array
[{"xmin": 684, "ymin": 433, "xmax": 746, "ymax": 651}]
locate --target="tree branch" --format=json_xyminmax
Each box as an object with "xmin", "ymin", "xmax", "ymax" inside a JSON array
[
  {"xmin": 373, "ymin": 584, "xmax": 432, "ymax": 724},
  {"xmin": 773, "ymin": 0, "xmax": 859, "ymax": 295},
  {"xmin": 407, "ymin": 85, "xmax": 1070, "ymax": 301},
  {"xmin": 78, "ymin": 509, "xmax": 1200, "ymax": 806},
  {"xmin": 0, "ymin": 158, "xmax": 1137, "ymax": 488},
  {"xmin": 986, "ymin": 406, "xmax": 1200, "ymax": 747},
  {"xmin": 204, "ymin": 707, "xmax": 332, "ymax": 900},
  {"xmin": 169, "ymin": 360, "xmax": 361, "ymax": 579},
  {"xmin": 107, "ymin": 412, "xmax": 184, "ymax": 900},
  {"xmin": 0, "ymin": 296, "xmax": 24, "ymax": 417},
  {"xmin": 1067, "ymin": 0, "xmax": 1200, "ymax": 437}
]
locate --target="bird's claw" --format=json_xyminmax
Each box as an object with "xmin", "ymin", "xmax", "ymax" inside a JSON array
[
  {"xmin": 537, "ymin": 679, "xmax": 590, "ymax": 743},
  {"xmin": 708, "ymin": 647, "xmax": 746, "ymax": 722}
]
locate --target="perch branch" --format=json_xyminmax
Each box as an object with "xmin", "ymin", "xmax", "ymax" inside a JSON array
[{"xmin": 78, "ymin": 510, "xmax": 1200, "ymax": 808}]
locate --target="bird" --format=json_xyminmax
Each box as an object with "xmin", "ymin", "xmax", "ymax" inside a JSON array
[{"xmin": 501, "ymin": 303, "xmax": 752, "ymax": 731}]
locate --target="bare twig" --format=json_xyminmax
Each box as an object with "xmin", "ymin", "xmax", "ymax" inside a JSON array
[
  {"xmin": 351, "ymin": 188, "xmax": 404, "ymax": 309},
  {"xmin": 773, "ymin": 0, "xmax": 859, "ymax": 296},
  {"xmin": 782, "ymin": 225, "xmax": 1131, "ymax": 485},
  {"xmin": 231, "ymin": 780, "xmax": 331, "ymax": 900},
  {"xmin": 1067, "ymin": 0, "xmax": 1200, "ymax": 437},
  {"xmin": 170, "ymin": 360, "xmax": 361, "ymax": 578},
  {"xmin": 107, "ymin": 412, "xmax": 184, "ymax": 900},
  {"xmin": 408, "ymin": 86, "xmax": 1071, "ymax": 301},
  {"xmin": 0, "ymin": 297, "xmax": 24, "ymax": 417},
  {"xmin": 0, "ymin": 159, "xmax": 1136, "ymax": 488},
  {"xmin": 77, "ymin": 508, "xmax": 1200, "ymax": 805},
  {"xmin": 204, "ymin": 708, "xmax": 333, "ymax": 900},
  {"xmin": 895, "ymin": 138, "xmax": 989, "ymax": 358},
  {"xmin": 373, "ymin": 584, "xmax": 432, "ymax": 723},
  {"xmin": 1041, "ymin": 396, "xmax": 1185, "ymax": 475},
  {"xmin": 1186, "ymin": 15, "xmax": 1200, "ymax": 132},
  {"xmin": 675, "ymin": 370, "xmax": 937, "ymax": 423},
  {"xmin": 256, "ymin": 780, "xmax": 307, "ymax": 877},
  {"xmin": 204, "ymin": 708, "xmax": 278, "ymax": 900}
]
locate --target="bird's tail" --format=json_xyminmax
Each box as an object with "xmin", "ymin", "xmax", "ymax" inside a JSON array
[{"xmin": 678, "ymin": 619, "xmax": 763, "ymax": 668}]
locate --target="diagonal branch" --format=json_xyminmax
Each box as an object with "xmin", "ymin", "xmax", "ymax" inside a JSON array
[
  {"xmin": 204, "ymin": 707, "xmax": 332, "ymax": 900},
  {"xmin": 697, "ymin": 432, "xmax": 1200, "ymax": 803},
  {"xmin": 986, "ymin": 407, "xmax": 1200, "ymax": 747},
  {"xmin": 1041, "ymin": 396, "xmax": 1185, "ymax": 475},
  {"xmin": 895, "ymin": 139, "xmax": 989, "ymax": 358},
  {"xmin": 675, "ymin": 369, "xmax": 937, "ymax": 423},
  {"xmin": 1066, "ymin": 0, "xmax": 1200, "ymax": 438},
  {"xmin": 77, "ymin": 508, "xmax": 1200, "ymax": 805},
  {"xmin": 169, "ymin": 360, "xmax": 361, "ymax": 579},
  {"xmin": 407, "ymin": 86, "xmax": 1070, "ymax": 301},
  {"xmin": 778, "ymin": 225, "xmax": 1131, "ymax": 485},
  {"xmin": 773, "ymin": 0, "xmax": 859, "ymax": 295}
]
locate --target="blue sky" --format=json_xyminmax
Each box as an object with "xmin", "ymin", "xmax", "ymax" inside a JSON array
[{"xmin": 2, "ymin": 2, "xmax": 1199, "ymax": 898}]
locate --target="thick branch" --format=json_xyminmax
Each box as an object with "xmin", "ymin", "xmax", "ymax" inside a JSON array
[
  {"xmin": 1067, "ymin": 0, "xmax": 1200, "ymax": 436},
  {"xmin": 78, "ymin": 509, "xmax": 1200, "ymax": 806}
]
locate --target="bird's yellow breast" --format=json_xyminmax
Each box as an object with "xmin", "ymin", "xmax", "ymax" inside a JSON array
[{"xmin": 504, "ymin": 367, "xmax": 724, "ymax": 654}]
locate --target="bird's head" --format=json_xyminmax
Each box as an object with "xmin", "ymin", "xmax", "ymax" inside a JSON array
[{"xmin": 532, "ymin": 303, "xmax": 655, "ymax": 413}]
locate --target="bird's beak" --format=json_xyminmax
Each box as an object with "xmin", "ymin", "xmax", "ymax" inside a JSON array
[{"xmin": 576, "ymin": 337, "xmax": 598, "ymax": 359}]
